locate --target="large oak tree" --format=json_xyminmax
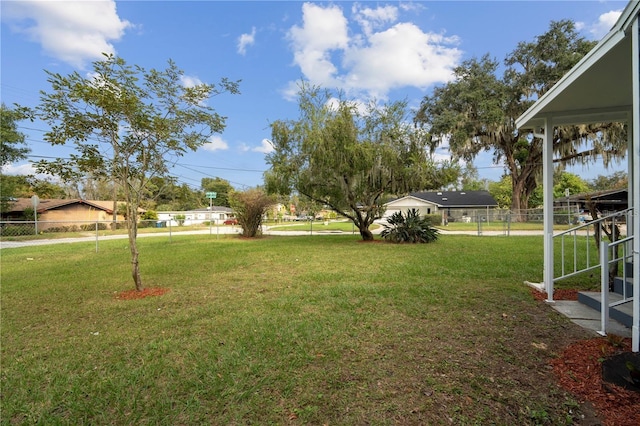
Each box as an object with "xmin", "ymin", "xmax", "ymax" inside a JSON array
[
  {"xmin": 26, "ymin": 54, "xmax": 239, "ymax": 291},
  {"xmin": 0, "ymin": 104, "xmax": 29, "ymax": 168},
  {"xmin": 265, "ymin": 84, "xmax": 458, "ymax": 241},
  {"xmin": 414, "ymin": 20, "xmax": 626, "ymax": 217}
]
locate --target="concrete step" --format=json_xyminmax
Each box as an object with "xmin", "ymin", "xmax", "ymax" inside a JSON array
[
  {"xmin": 613, "ymin": 276, "xmax": 634, "ymax": 297},
  {"xmin": 578, "ymin": 291, "xmax": 633, "ymax": 328}
]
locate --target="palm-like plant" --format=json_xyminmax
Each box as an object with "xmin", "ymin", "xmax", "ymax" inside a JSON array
[{"xmin": 380, "ymin": 208, "xmax": 439, "ymax": 243}]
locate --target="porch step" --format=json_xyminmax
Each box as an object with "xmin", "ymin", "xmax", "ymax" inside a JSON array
[
  {"xmin": 613, "ymin": 276, "xmax": 634, "ymax": 297},
  {"xmin": 624, "ymin": 261, "xmax": 634, "ymax": 278},
  {"xmin": 577, "ymin": 291, "xmax": 633, "ymax": 328}
]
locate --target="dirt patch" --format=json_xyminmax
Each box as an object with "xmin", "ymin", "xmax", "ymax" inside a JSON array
[
  {"xmin": 551, "ymin": 337, "xmax": 640, "ymax": 426},
  {"xmin": 115, "ymin": 287, "xmax": 170, "ymax": 300}
]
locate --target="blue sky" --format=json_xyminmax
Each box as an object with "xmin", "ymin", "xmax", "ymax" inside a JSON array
[{"xmin": 1, "ymin": 0, "xmax": 629, "ymax": 192}]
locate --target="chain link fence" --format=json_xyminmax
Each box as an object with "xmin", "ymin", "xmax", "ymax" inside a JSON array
[
  {"xmin": 441, "ymin": 205, "xmax": 619, "ymax": 236},
  {"xmin": 0, "ymin": 219, "xmax": 237, "ymax": 249}
]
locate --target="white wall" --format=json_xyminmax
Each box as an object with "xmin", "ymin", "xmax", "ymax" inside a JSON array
[{"xmin": 383, "ymin": 198, "xmax": 438, "ymax": 218}]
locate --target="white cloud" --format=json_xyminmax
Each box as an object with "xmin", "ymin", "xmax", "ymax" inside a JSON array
[
  {"xmin": 1, "ymin": 0, "xmax": 132, "ymax": 69},
  {"xmin": 344, "ymin": 23, "xmax": 461, "ymax": 96},
  {"xmin": 1, "ymin": 163, "xmax": 37, "ymax": 176},
  {"xmin": 352, "ymin": 4, "xmax": 398, "ymax": 37},
  {"xmin": 180, "ymin": 75, "xmax": 203, "ymax": 88},
  {"xmin": 253, "ymin": 139, "xmax": 274, "ymax": 154},
  {"xmin": 240, "ymin": 139, "xmax": 274, "ymax": 154},
  {"xmin": 286, "ymin": 3, "xmax": 461, "ymax": 99},
  {"xmin": 237, "ymin": 27, "xmax": 256, "ymax": 55},
  {"xmin": 202, "ymin": 135, "xmax": 229, "ymax": 152},
  {"xmin": 588, "ymin": 10, "xmax": 622, "ymax": 39},
  {"xmin": 287, "ymin": 3, "xmax": 349, "ymax": 86}
]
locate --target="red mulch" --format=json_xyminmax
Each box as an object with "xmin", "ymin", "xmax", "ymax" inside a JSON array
[
  {"xmin": 531, "ymin": 287, "xmax": 639, "ymax": 425},
  {"xmin": 530, "ymin": 288, "xmax": 579, "ymax": 301},
  {"xmin": 551, "ymin": 337, "xmax": 640, "ymax": 426},
  {"xmin": 115, "ymin": 287, "xmax": 170, "ymax": 300}
]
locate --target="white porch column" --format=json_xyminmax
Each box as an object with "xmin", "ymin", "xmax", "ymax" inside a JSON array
[
  {"xmin": 542, "ymin": 117, "xmax": 555, "ymax": 302},
  {"xmin": 631, "ymin": 15, "xmax": 639, "ymax": 353}
]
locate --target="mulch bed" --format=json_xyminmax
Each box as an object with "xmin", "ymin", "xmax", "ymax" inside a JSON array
[
  {"xmin": 115, "ymin": 287, "xmax": 170, "ymax": 300},
  {"xmin": 551, "ymin": 337, "xmax": 640, "ymax": 426},
  {"xmin": 531, "ymin": 287, "xmax": 640, "ymax": 425},
  {"xmin": 530, "ymin": 288, "xmax": 579, "ymax": 301}
]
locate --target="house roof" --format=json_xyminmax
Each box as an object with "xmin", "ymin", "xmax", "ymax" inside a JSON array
[
  {"xmin": 516, "ymin": 0, "xmax": 639, "ymax": 130},
  {"xmin": 555, "ymin": 188, "xmax": 628, "ymax": 205},
  {"xmin": 387, "ymin": 190, "xmax": 498, "ymax": 208}
]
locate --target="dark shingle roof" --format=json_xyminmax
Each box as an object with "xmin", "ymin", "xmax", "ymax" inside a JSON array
[{"xmin": 406, "ymin": 191, "xmax": 498, "ymax": 208}]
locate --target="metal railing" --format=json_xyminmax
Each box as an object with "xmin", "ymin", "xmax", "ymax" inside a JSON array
[
  {"xmin": 553, "ymin": 208, "xmax": 632, "ymax": 282},
  {"xmin": 599, "ymin": 234, "xmax": 634, "ymax": 335}
]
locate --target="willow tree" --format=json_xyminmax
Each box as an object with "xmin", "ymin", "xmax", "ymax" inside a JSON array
[
  {"xmin": 414, "ymin": 20, "xmax": 626, "ymax": 217},
  {"xmin": 265, "ymin": 84, "xmax": 458, "ymax": 241},
  {"xmin": 27, "ymin": 54, "xmax": 239, "ymax": 291}
]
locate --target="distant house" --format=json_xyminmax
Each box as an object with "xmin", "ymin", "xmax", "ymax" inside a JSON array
[
  {"xmin": 0, "ymin": 198, "xmax": 133, "ymax": 230},
  {"xmin": 383, "ymin": 191, "xmax": 498, "ymax": 223},
  {"xmin": 157, "ymin": 206, "xmax": 234, "ymax": 226}
]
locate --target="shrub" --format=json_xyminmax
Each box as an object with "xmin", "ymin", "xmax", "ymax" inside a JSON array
[
  {"xmin": 423, "ymin": 214, "xmax": 442, "ymax": 226},
  {"xmin": 381, "ymin": 208, "xmax": 439, "ymax": 244},
  {"xmin": 0, "ymin": 223, "xmax": 35, "ymax": 236},
  {"xmin": 174, "ymin": 214, "xmax": 186, "ymax": 226},
  {"xmin": 142, "ymin": 210, "xmax": 158, "ymax": 221},
  {"xmin": 80, "ymin": 223, "xmax": 108, "ymax": 231}
]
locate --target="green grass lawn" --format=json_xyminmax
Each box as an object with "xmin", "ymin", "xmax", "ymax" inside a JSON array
[
  {"xmin": 1, "ymin": 235, "xmax": 600, "ymax": 425},
  {"xmin": 268, "ymin": 220, "xmax": 378, "ymax": 233}
]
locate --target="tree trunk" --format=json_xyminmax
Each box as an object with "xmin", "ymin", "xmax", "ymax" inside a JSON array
[
  {"xmin": 511, "ymin": 186, "xmax": 525, "ymax": 222},
  {"xmin": 129, "ymin": 236, "xmax": 143, "ymax": 292},
  {"xmin": 359, "ymin": 226, "xmax": 374, "ymax": 241},
  {"xmin": 126, "ymin": 200, "xmax": 143, "ymax": 291}
]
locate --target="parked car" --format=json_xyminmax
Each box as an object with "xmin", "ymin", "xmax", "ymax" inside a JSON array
[{"xmin": 223, "ymin": 218, "xmax": 238, "ymax": 225}]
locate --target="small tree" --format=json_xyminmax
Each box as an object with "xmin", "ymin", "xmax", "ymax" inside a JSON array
[
  {"xmin": 173, "ymin": 214, "xmax": 186, "ymax": 226},
  {"xmin": 26, "ymin": 54, "xmax": 239, "ymax": 291},
  {"xmin": 230, "ymin": 188, "xmax": 274, "ymax": 238},
  {"xmin": 266, "ymin": 83, "xmax": 458, "ymax": 241}
]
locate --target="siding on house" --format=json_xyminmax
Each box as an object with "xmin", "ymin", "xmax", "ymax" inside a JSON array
[
  {"xmin": 157, "ymin": 207, "xmax": 234, "ymax": 226},
  {"xmin": 1, "ymin": 198, "xmax": 132, "ymax": 230},
  {"xmin": 383, "ymin": 191, "xmax": 498, "ymax": 221}
]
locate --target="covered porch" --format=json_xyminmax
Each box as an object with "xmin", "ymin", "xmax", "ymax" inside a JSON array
[{"xmin": 516, "ymin": 1, "xmax": 639, "ymax": 351}]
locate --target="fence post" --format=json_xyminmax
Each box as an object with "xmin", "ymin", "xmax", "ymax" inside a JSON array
[{"xmin": 95, "ymin": 221, "xmax": 99, "ymax": 253}]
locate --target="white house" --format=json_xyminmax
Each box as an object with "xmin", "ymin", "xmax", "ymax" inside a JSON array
[
  {"xmin": 383, "ymin": 191, "xmax": 498, "ymax": 223},
  {"xmin": 516, "ymin": 0, "xmax": 639, "ymax": 352},
  {"xmin": 157, "ymin": 206, "xmax": 234, "ymax": 226}
]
